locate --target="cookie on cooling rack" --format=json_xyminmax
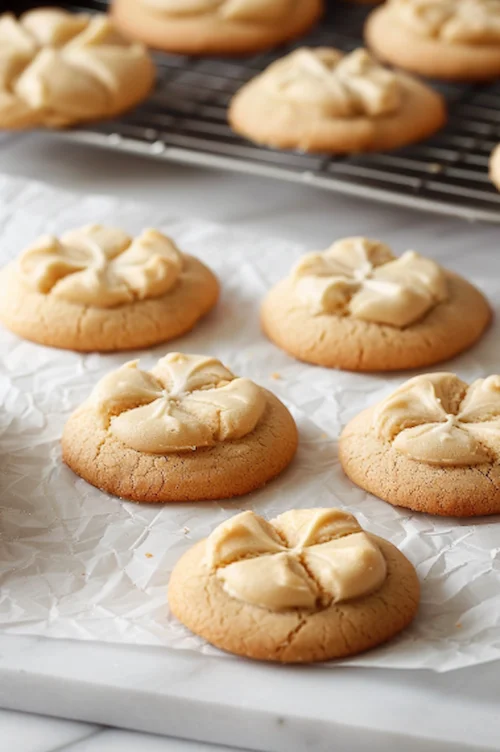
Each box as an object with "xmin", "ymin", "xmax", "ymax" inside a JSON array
[
  {"xmin": 260, "ymin": 236, "xmax": 491, "ymax": 371},
  {"xmin": 340, "ymin": 372, "xmax": 500, "ymax": 517},
  {"xmin": 62, "ymin": 353, "xmax": 298, "ymax": 502},
  {"xmin": 365, "ymin": 0, "xmax": 500, "ymax": 81},
  {"xmin": 490, "ymin": 144, "xmax": 500, "ymax": 190},
  {"xmin": 0, "ymin": 225, "xmax": 219, "ymax": 352},
  {"xmin": 169, "ymin": 507, "xmax": 420, "ymax": 662},
  {"xmin": 111, "ymin": 0, "xmax": 323, "ymax": 56},
  {"xmin": 228, "ymin": 47, "xmax": 446, "ymax": 153},
  {"xmin": 0, "ymin": 8, "xmax": 154, "ymax": 129}
]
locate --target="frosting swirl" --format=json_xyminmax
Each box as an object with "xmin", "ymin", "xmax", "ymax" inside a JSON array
[
  {"xmin": 87, "ymin": 353, "xmax": 266, "ymax": 453},
  {"xmin": 292, "ymin": 236, "xmax": 448, "ymax": 328},
  {"xmin": 260, "ymin": 48, "xmax": 402, "ymax": 117},
  {"xmin": 374, "ymin": 372, "xmax": 500, "ymax": 465},
  {"xmin": 139, "ymin": 0, "xmax": 295, "ymax": 23},
  {"xmin": 206, "ymin": 508, "xmax": 387, "ymax": 611},
  {"xmin": 391, "ymin": 0, "xmax": 500, "ymax": 44},
  {"xmin": 18, "ymin": 225, "xmax": 184, "ymax": 308}
]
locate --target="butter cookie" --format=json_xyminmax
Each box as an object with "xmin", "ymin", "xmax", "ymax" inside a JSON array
[
  {"xmin": 0, "ymin": 8, "xmax": 154, "ymax": 129},
  {"xmin": 366, "ymin": 0, "xmax": 500, "ymax": 81},
  {"xmin": 340, "ymin": 372, "xmax": 500, "ymax": 516},
  {"xmin": 260, "ymin": 236, "xmax": 490, "ymax": 371},
  {"xmin": 0, "ymin": 225, "xmax": 219, "ymax": 352},
  {"xmin": 111, "ymin": 0, "xmax": 322, "ymax": 56},
  {"xmin": 490, "ymin": 143, "xmax": 500, "ymax": 190},
  {"xmin": 169, "ymin": 508, "xmax": 420, "ymax": 662},
  {"xmin": 229, "ymin": 47, "xmax": 446, "ymax": 153},
  {"xmin": 62, "ymin": 353, "xmax": 298, "ymax": 502}
]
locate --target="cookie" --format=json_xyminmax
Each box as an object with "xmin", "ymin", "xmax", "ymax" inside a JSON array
[
  {"xmin": 340, "ymin": 372, "xmax": 500, "ymax": 517},
  {"xmin": 62, "ymin": 353, "xmax": 298, "ymax": 502},
  {"xmin": 228, "ymin": 47, "xmax": 446, "ymax": 153},
  {"xmin": 0, "ymin": 8, "xmax": 154, "ymax": 130},
  {"xmin": 490, "ymin": 143, "xmax": 500, "ymax": 190},
  {"xmin": 0, "ymin": 225, "xmax": 219, "ymax": 352},
  {"xmin": 111, "ymin": 0, "xmax": 323, "ymax": 56},
  {"xmin": 169, "ymin": 508, "xmax": 420, "ymax": 663},
  {"xmin": 261, "ymin": 236, "xmax": 491, "ymax": 371},
  {"xmin": 365, "ymin": 0, "xmax": 500, "ymax": 81}
]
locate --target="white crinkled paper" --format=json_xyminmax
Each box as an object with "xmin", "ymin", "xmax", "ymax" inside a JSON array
[{"xmin": 0, "ymin": 175, "xmax": 500, "ymax": 673}]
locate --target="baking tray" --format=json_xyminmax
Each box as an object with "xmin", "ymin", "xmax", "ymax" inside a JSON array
[{"xmin": 8, "ymin": 0, "xmax": 500, "ymax": 222}]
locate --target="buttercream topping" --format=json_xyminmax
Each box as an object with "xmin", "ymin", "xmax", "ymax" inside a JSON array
[
  {"xmin": 374, "ymin": 372, "xmax": 500, "ymax": 465},
  {"xmin": 206, "ymin": 508, "xmax": 387, "ymax": 611},
  {"xmin": 391, "ymin": 0, "xmax": 500, "ymax": 44},
  {"xmin": 87, "ymin": 353, "xmax": 266, "ymax": 453},
  {"xmin": 292, "ymin": 236, "xmax": 448, "ymax": 327},
  {"xmin": 18, "ymin": 225, "xmax": 183, "ymax": 308},
  {"xmin": 139, "ymin": 0, "xmax": 295, "ymax": 23},
  {"xmin": 260, "ymin": 48, "xmax": 401, "ymax": 117}
]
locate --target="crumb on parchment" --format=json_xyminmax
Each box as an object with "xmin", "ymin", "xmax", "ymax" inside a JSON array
[
  {"xmin": 145, "ymin": 552, "xmax": 154, "ymax": 559},
  {"xmin": 271, "ymin": 372, "xmax": 281, "ymax": 380}
]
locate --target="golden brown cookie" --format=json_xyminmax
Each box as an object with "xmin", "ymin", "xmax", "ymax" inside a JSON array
[
  {"xmin": 0, "ymin": 225, "xmax": 219, "ymax": 352},
  {"xmin": 261, "ymin": 236, "xmax": 491, "ymax": 372},
  {"xmin": 62, "ymin": 353, "xmax": 298, "ymax": 502},
  {"xmin": 340, "ymin": 372, "xmax": 500, "ymax": 517},
  {"xmin": 169, "ymin": 508, "xmax": 420, "ymax": 663},
  {"xmin": 0, "ymin": 8, "xmax": 154, "ymax": 129},
  {"xmin": 229, "ymin": 47, "xmax": 446, "ymax": 153},
  {"xmin": 490, "ymin": 144, "xmax": 500, "ymax": 190},
  {"xmin": 111, "ymin": 0, "xmax": 323, "ymax": 56},
  {"xmin": 365, "ymin": 0, "xmax": 500, "ymax": 81}
]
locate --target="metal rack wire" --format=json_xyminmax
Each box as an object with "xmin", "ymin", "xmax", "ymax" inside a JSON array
[{"xmin": 10, "ymin": 0, "xmax": 500, "ymax": 221}]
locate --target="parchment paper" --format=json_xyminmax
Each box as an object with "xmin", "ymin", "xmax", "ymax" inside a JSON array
[{"xmin": 1, "ymin": 175, "xmax": 499, "ymax": 672}]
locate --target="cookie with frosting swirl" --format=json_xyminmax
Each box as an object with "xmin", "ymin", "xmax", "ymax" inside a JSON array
[
  {"xmin": 111, "ymin": 0, "xmax": 322, "ymax": 56},
  {"xmin": 229, "ymin": 47, "xmax": 446, "ymax": 153},
  {"xmin": 261, "ymin": 235, "xmax": 490, "ymax": 371},
  {"xmin": 366, "ymin": 0, "xmax": 500, "ymax": 81},
  {"xmin": 0, "ymin": 225, "xmax": 219, "ymax": 351}
]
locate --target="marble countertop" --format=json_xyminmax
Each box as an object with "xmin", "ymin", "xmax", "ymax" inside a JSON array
[
  {"xmin": 0, "ymin": 708, "xmax": 242, "ymax": 752},
  {"xmin": 1, "ymin": 132, "xmax": 499, "ymax": 752}
]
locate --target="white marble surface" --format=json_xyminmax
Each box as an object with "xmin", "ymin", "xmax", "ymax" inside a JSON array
[
  {"xmin": 1, "ymin": 132, "xmax": 500, "ymax": 752},
  {"xmin": 0, "ymin": 708, "xmax": 242, "ymax": 751}
]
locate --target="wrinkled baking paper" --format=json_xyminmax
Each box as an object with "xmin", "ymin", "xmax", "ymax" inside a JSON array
[{"xmin": 1, "ymin": 175, "xmax": 499, "ymax": 672}]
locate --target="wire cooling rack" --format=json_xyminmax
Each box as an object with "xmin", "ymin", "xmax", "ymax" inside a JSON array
[{"xmin": 9, "ymin": 0, "xmax": 500, "ymax": 222}]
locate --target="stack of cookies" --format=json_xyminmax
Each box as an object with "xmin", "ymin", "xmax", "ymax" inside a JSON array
[{"xmin": 0, "ymin": 214, "xmax": 494, "ymax": 665}]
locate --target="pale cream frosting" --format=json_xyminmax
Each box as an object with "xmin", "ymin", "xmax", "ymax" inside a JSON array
[
  {"xmin": 206, "ymin": 508, "xmax": 387, "ymax": 611},
  {"xmin": 391, "ymin": 0, "xmax": 500, "ymax": 44},
  {"xmin": 374, "ymin": 372, "xmax": 500, "ymax": 465},
  {"xmin": 86, "ymin": 353, "xmax": 266, "ymax": 453},
  {"xmin": 292, "ymin": 236, "xmax": 448, "ymax": 328},
  {"xmin": 18, "ymin": 225, "xmax": 184, "ymax": 308},
  {"xmin": 259, "ymin": 48, "xmax": 401, "ymax": 118},
  {"xmin": 139, "ymin": 0, "xmax": 295, "ymax": 23},
  {"xmin": 0, "ymin": 9, "xmax": 152, "ymax": 128}
]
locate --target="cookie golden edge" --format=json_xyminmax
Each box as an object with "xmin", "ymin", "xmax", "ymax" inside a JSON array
[
  {"xmin": 490, "ymin": 144, "xmax": 500, "ymax": 191},
  {"xmin": 168, "ymin": 534, "xmax": 419, "ymax": 663},
  {"xmin": 111, "ymin": 0, "xmax": 323, "ymax": 56},
  {"xmin": 339, "ymin": 406, "xmax": 500, "ymax": 517},
  {"xmin": 228, "ymin": 65, "xmax": 446, "ymax": 153},
  {"xmin": 260, "ymin": 272, "xmax": 492, "ymax": 372},
  {"xmin": 0, "ymin": 255, "xmax": 219, "ymax": 352},
  {"xmin": 365, "ymin": 5, "xmax": 500, "ymax": 82},
  {"xmin": 62, "ymin": 389, "xmax": 298, "ymax": 502}
]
